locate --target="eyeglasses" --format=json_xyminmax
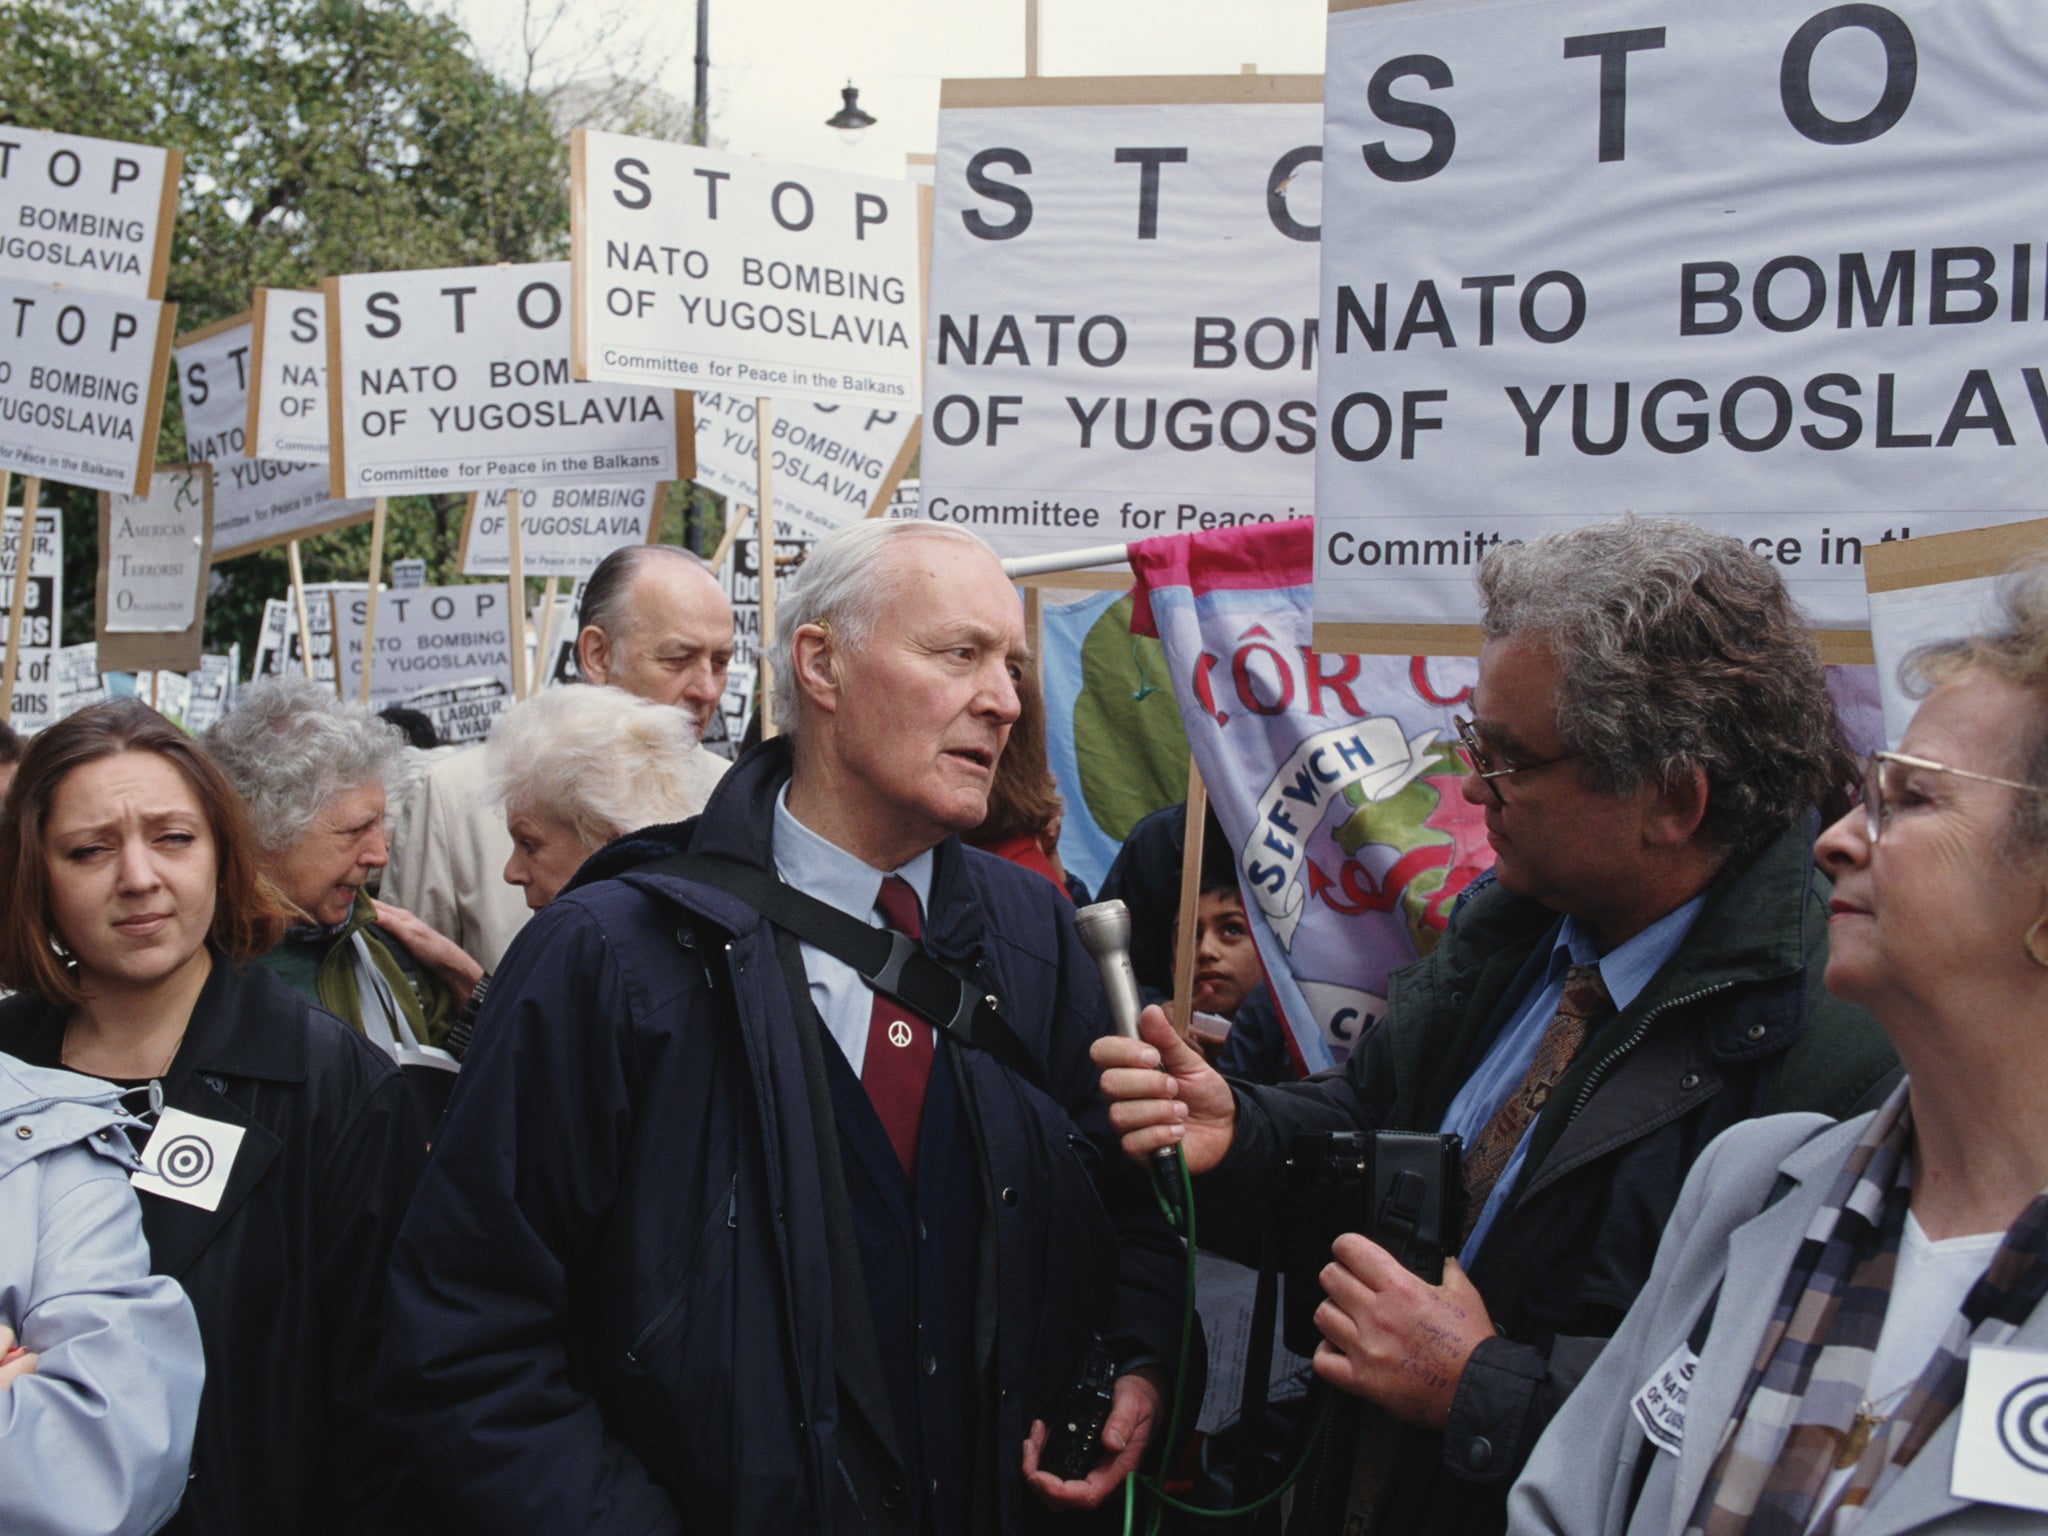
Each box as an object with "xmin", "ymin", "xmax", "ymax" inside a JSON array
[
  {"xmin": 1861, "ymin": 749, "xmax": 2048, "ymax": 843},
  {"xmin": 1453, "ymin": 715, "xmax": 1580, "ymax": 807}
]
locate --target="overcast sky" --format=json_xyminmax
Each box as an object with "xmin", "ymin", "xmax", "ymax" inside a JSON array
[{"xmin": 444, "ymin": 0, "xmax": 1328, "ymax": 177}]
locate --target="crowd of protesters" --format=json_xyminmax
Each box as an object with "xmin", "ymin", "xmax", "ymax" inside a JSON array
[{"xmin": 0, "ymin": 515, "xmax": 2043, "ymax": 1536}]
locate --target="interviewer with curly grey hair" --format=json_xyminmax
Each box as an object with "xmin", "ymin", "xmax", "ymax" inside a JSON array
[
  {"xmin": 1092, "ymin": 515, "xmax": 1893, "ymax": 1536},
  {"xmin": 484, "ymin": 685, "xmax": 726, "ymax": 909},
  {"xmin": 203, "ymin": 676, "xmax": 479, "ymax": 1049}
]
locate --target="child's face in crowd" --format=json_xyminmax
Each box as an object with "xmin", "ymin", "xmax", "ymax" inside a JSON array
[{"xmin": 1189, "ymin": 888, "xmax": 1261, "ymax": 1018}]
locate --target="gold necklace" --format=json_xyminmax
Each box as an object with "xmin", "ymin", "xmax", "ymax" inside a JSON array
[
  {"xmin": 1835, "ymin": 1381, "xmax": 1916, "ymax": 1469},
  {"xmin": 60, "ymin": 1022, "xmax": 187, "ymax": 1086}
]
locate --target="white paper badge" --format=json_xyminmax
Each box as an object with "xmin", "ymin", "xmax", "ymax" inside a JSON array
[
  {"xmin": 130, "ymin": 1107, "xmax": 246, "ymax": 1212},
  {"xmin": 1631, "ymin": 1341, "xmax": 1699, "ymax": 1458},
  {"xmin": 1952, "ymin": 1343, "xmax": 2048, "ymax": 1513}
]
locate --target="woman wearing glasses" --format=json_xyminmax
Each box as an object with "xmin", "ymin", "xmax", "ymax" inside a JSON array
[{"xmin": 1511, "ymin": 565, "xmax": 2048, "ymax": 1536}]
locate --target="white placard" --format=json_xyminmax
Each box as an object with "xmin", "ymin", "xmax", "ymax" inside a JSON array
[
  {"xmin": 134, "ymin": 667, "xmax": 191, "ymax": 724},
  {"xmin": 1314, "ymin": 0, "xmax": 2048, "ymax": 644},
  {"xmin": 394, "ymin": 675, "xmax": 511, "ymax": 745},
  {"xmin": 718, "ymin": 533, "xmax": 807, "ymax": 736},
  {"xmin": 53, "ymin": 642, "xmax": 103, "ymax": 719},
  {"xmin": 391, "ymin": 557, "xmax": 426, "ymax": 589},
  {"xmin": 572, "ymin": 131, "xmax": 923, "ymax": 408},
  {"xmin": 692, "ymin": 389, "xmax": 914, "ymax": 538},
  {"xmin": 459, "ymin": 481, "xmax": 659, "ymax": 577},
  {"xmin": 0, "ymin": 506, "xmax": 62, "ymax": 733},
  {"xmin": 0, "ymin": 275, "xmax": 172, "ymax": 494},
  {"xmin": 180, "ymin": 649, "xmax": 236, "ymax": 734},
  {"xmin": 174, "ymin": 315, "xmax": 373, "ymax": 557},
  {"xmin": 920, "ymin": 82, "xmax": 1322, "ymax": 558},
  {"xmin": 0, "ymin": 128, "xmax": 177, "ymax": 298},
  {"xmin": 103, "ymin": 468, "xmax": 208, "ymax": 632},
  {"xmin": 252, "ymin": 581, "xmax": 360, "ymax": 686},
  {"xmin": 248, "ymin": 288, "xmax": 333, "ymax": 460},
  {"xmin": 1867, "ymin": 576, "xmax": 2002, "ymax": 746},
  {"xmin": 326, "ymin": 261, "xmax": 688, "ymax": 498},
  {"xmin": 330, "ymin": 584, "xmax": 514, "ymax": 704}
]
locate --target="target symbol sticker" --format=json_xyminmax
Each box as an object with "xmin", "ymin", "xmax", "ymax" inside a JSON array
[
  {"xmin": 156, "ymin": 1134, "xmax": 214, "ymax": 1188},
  {"xmin": 1997, "ymin": 1378, "xmax": 2048, "ymax": 1475},
  {"xmin": 130, "ymin": 1107, "xmax": 246, "ymax": 1213}
]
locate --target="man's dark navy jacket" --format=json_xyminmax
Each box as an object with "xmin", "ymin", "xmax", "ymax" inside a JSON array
[{"xmin": 379, "ymin": 739, "xmax": 1193, "ymax": 1535}]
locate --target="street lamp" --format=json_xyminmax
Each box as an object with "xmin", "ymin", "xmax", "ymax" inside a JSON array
[{"xmin": 826, "ymin": 82, "xmax": 877, "ymax": 146}]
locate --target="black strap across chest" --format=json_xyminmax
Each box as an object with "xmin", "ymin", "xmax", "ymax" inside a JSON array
[{"xmin": 638, "ymin": 851, "xmax": 1047, "ymax": 1094}]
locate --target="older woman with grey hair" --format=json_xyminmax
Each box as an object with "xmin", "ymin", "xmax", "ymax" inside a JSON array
[
  {"xmin": 1511, "ymin": 557, "xmax": 2048, "ymax": 1536},
  {"xmin": 203, "ymin": 676, "xmax": 479, "ymax": 1052},
  {"xmin": 484, "ymin": 684, "xmax": 726, "ymax": 910}
]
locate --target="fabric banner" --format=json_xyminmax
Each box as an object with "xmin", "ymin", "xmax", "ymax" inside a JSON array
[
  {"xmin": 1130, "ymin": 517, "xmax": 1492, "ymax": 1072},
  {"xmin": 1038, "ymin": 585, "xmax": 1192, "ymax": 897}
]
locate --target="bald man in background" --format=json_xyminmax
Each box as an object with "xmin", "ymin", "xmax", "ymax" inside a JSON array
[{"xmin": 383, "ymin": 545, "xmax": 736, "ymax": 977}]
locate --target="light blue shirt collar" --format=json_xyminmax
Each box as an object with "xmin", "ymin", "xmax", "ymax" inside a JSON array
[
  {"xmin": 1546, "ymin": 893, "xmax": 1708, "ymax": 1014},
  {"xmin": 770, "ymin": 785, "xmax": 935, "ymax": 926}
]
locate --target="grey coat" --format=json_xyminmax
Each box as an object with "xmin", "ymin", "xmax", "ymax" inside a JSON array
[
  {"xmin": 0, "ymin": 1052, "xmax": 204, "ymax": 1536},
  {"xmin": 1509, "ymin": 1108, "xmax": 2048, "ymax": 1536}
]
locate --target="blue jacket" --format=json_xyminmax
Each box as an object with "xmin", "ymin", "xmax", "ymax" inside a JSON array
[
  {"xmin": 380, "ymin": 739, "xmax": 1193, "ymax": 1535},
  {"xmin": 0, "ymin": 1053, "xmax": 203, "ymax": 1536}
]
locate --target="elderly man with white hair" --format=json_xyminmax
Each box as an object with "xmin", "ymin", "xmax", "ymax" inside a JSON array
[{"xmin": 382, "ymin": 520, "xmax": 1192, "ymax": 1536}]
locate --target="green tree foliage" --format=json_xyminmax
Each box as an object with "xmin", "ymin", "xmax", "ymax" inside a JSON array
[{"xmin": 2, "ymin": 0, "xmax": 579, "ymax": 655}]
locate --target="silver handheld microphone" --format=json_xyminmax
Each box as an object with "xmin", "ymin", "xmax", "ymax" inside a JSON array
[{"xmin": 1073, "ymin": 899, "xmax": 1184, "ymax": 1188}]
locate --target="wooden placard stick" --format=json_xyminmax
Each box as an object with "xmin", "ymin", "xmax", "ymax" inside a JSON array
[
  {"xmin": 1023, "ymin": 587, "xmax": 1043, "ymax": 677},
  {"xmin": 708, "ymin": 504, "xmax": 743, "ymax": 573},
  {"xmin": 0, "ymin": 473, "xmax": 31, "ymax": 720},
  {"xmin": 756, "ymin": 398, "xmax": 779, "ymax": 740},
  {"xmin": 506, "ymin": 486, "xmax": 530, "ymax": 699},
  {"xmin": 357, "ymin": 497, "xmax": 388, "ymax": 704},
  {"xmin": 533, "ymin": 574, "xmax": 561, "ymax": 686},
  {"xmin": 286, "ymin": 539, "xmax": 317, "ymax": 679},
  {"xmin": 1169, "ymin": 758, "xmax": 1210, "ymax": 1041}
]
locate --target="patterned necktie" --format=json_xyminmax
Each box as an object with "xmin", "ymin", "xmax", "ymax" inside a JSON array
[
  {"xmin": 1458, "ymin": 962, "xmax": 1612, "ymax": 1243},
  {"xmin": 863, "ymin": 875, "xmax": 935, "ymax": 1179}
]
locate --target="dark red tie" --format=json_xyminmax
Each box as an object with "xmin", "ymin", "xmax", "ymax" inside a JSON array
[{"xmin": 863, "ymin": 875, "xmax": 934, "ymax": 1178}]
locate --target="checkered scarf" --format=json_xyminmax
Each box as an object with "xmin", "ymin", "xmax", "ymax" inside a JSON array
[{"xmin": 1685, "ymin": 1081, "xmax": 2048, "ymax": 1536}]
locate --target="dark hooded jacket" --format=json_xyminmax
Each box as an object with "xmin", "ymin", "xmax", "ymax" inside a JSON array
[{"xmin": 378, "ymin": 738, "xmax": 1193, "ymax": 1535}]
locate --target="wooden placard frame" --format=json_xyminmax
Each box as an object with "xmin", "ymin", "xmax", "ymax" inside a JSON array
[
  {"xmin": 1863, "ymin": 518, "xmax": 2048, "ymax": 597},
  {"xmin": 939, "ymin": 74, "xmax": 1321, "ymax": 109},
  {"xmin": 244, "ymin": 286, "xmax": 273, "ymax": 455},
  {"xmin": 1313, "ymin": 619, "xmax": 1875, "ymax": 665},
  {"xmin": 129, "ymin": 300, "xmax": 180, "ymax": 498},
  {"xmin": 96, "ymin": 464, "xmax": 214, "ymax": 673}
]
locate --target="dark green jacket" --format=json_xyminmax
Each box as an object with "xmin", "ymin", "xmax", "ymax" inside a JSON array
[
  {"xmin": 1196, "ymin": 812, "xmax": 1900, "ymax": 1536},
  {"xmin": 260, "ymin": 891, "xmax": 457, "ymax": 1049}
]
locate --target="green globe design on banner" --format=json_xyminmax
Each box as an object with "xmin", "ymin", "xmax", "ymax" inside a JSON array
[{"xmin": 1073, "ymin": 594, "xmax": 1189, "ymax": 847}]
